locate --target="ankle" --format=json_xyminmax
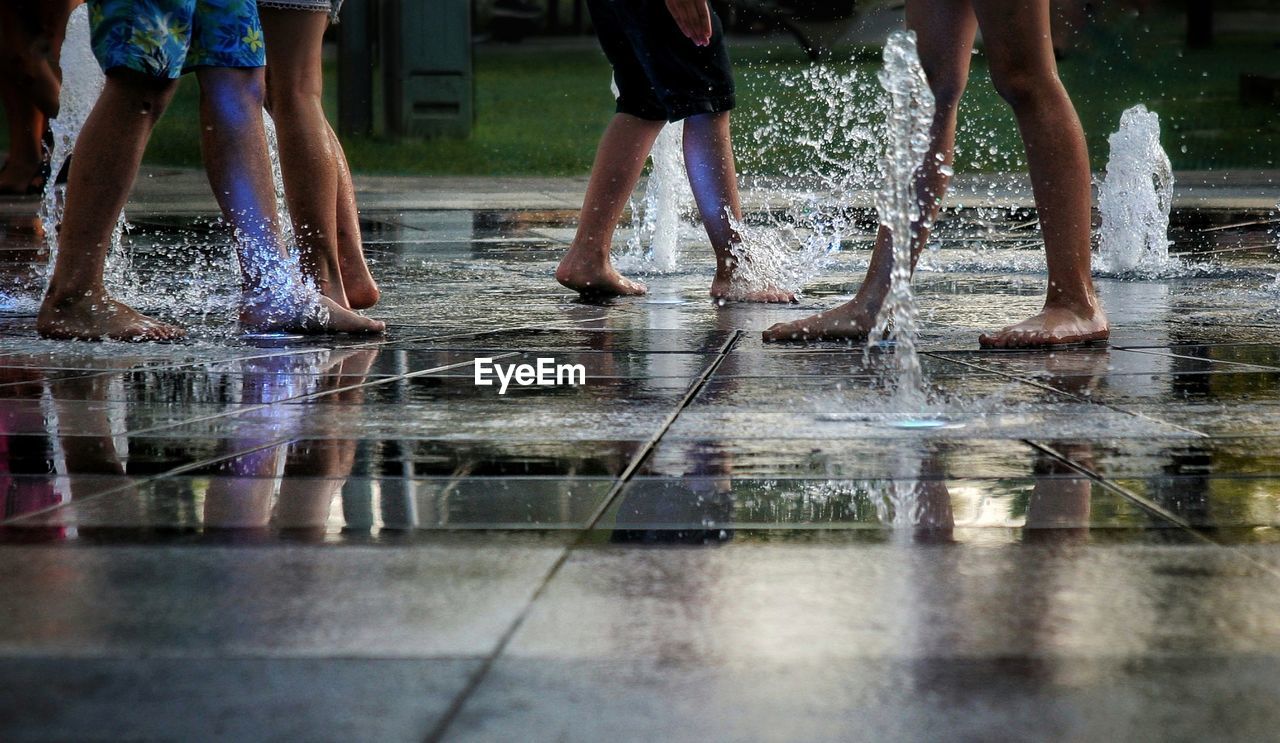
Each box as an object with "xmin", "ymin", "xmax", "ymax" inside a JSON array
[
  {"xmin": 851, "ymin": 282, "xmax": 889, "ymax": 313},
  {"xmin": 1045, "ymin": 287, "xmax": 1101, "ymax": 315},
  {"xmin": 715, "ymin": 252, "xmax": 740, "ymax": 276},
  {"xmin": 42, "ymin": 283, "xmax": 105, "ymax": 309}
]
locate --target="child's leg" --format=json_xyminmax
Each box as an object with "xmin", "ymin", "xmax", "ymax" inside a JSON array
[
  {"xmin": 555, "ymin": 113, "xmax": 663, "ymax": 297},
  {"xmin": 0, "ymin": 73, "xmax": 44, "ymax": 194},
  {"xmin": 330, "ymin": 122, "xmax": 380, "ymax": 309},
  {"xmin": 973, "ymin": 0, "xmax": 1107, "ymax": 348},
  {"xmin": 0, "ymin": 3, "xmax": 48, "ymax": 193},
  {"xmin": 12, "ymin": 0, "xmax": 74, "ymax": 118},
  {"xmin": 195, "ymin": 67, "xmax": 279, "ymax": 286},
  {"xmin": 36, "ymin": 70, "xmax": 186, "ymax": 341},
  {"xmin": 764, "ymin": 0, "xmax": 978, "ymax": 342},
  {"xmin": 193, "ymin": 67, "xmax": 384, "ymax": 334},
  {"xmin": 260, "ymin": 8, "xmax": 348, "ymax": 308},
  {"xmin": 683, "ymin": 111, "xmax": 793, "ymax": 304}
]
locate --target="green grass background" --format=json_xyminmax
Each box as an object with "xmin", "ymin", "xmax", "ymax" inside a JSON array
[{"xmin": 8, "ymin": 15, "xmax": 1277, "ymax": 176}]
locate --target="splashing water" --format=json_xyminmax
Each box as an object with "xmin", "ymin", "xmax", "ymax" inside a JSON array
[
  {"xmin": 725, "ymin": 213, "xmax": 839, "ymax": 298},
  {"xmin": 725, "ymin": 63, "xmax": 887, "ymax": 298},
  {"xmin": 38, "ymin": 5, "xmax": 325, "ymax": 335},
  {"xmin": 608, "ymin": 72, "xmax": 694, "ymax": 275},
  {"xmin": 40, "ymin": 5, "xmax": 129, "ymax": 286},
  {"xmin": 1096, "ymin": 105, "xmax": 1176, "ymax": 275},
  {"xmin": 867, "ymin": 30, "xmax": 936, "ymax": 409},
  {"xmin": 615, "ymin": 124, "xmax": 694, "ymax": 274},
  {"xmin": 263, "ymin": 111, "xmax": 296, "ymax": 250},
  {"xmin": 1271, "ymin": 203, "xmax": 1280, "ymax": 291}
]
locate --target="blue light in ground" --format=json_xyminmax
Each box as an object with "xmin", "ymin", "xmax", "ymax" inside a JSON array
[
  {"xmin": 241, "ymin": 332, "xmax": 305, "ymax": 341},
  {"xmin": 885, "ymin": 418, "xmax": 961, "ymax": 430}
]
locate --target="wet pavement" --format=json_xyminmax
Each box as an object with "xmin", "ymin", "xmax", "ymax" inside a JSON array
[{"xmin": 2, "ymin": 205, "xmax": 1280, "ymax": 740}]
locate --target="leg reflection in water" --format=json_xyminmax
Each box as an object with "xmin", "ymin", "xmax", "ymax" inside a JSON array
[
  {"xmin": 203, "ymin": 349, "xmax": 377, "ymax": 540},
  {"xmin": 921, "ymin": 352, "xmax": 1110, "ymax": 540},
  {"xmin": 1, "ymin": 357, "xmax": 150, "ymax": 541}
]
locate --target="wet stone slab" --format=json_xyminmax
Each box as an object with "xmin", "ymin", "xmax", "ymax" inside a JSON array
[
  {"xmin": 598, "ymin": 475, "xmax": 1171, "ymax": 532},
  {"xmin": 0, "ymin": 657, "xmax": 480, "ymax": 743},
  {"xmin": 448, "ymin": 541, "xmax": 1280, "ymax": 742},
  {"xmin": 666, "ymin": 376, "xmax": 1194, "ymax": 441},
  {"xmin": 637, "ymin": 437, "xmax": 1045, "ymax": 479},
  {"xmin": 3, "ymin": 208, "xmax": 1280, "ymax": 738},
  {"xmin": 0, "ymin": 537, "xmax": 568, "ymax": 657},
  {"xmin": 13, "ymin": 475, "xmax": 615, "ymax": 533}
]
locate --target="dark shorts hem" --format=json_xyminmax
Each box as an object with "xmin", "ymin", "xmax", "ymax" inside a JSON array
[
  {"xmin": 102, "ymin": 59, "xmax": 266, "ymax": 80},
  {"xmin": 614, "ymin": 99, "xmax": 669, "ymax": 122},
  {"xmin": 616, "ymin": 93, "xmax": 736, "ymax": 123},
  {"xmin": 662, "ymin": 94, "xmax": 737, "ymax": 123}
]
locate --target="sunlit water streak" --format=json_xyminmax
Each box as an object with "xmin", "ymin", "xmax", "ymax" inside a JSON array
[
  {"xmin": 867, "ymin": 30, "xmax": 936, "ymax": 411},
  {"xmin": 614, "ymin": 124, "xmax": 694, "ymax": 275},
  {"xmin": 40, "ymin": 5, "xmax": 130, "ymax": 295}
]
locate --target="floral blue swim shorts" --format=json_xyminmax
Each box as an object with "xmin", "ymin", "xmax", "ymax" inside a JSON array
[{"xmin": 88, "ymin": 0, "xmax": 266, "ymax": 78}]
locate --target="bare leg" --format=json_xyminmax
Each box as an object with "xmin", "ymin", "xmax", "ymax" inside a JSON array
[
  {"xmin": 0, "ymin": 0, "xmax": 77, "ymax": 191},
  {"xmin": 973, "ymin": 0, "xmax": 1107, "ymax": 348},
  {"xmin": 0, "ymin": 3, "xmax": 48, "ymax": 193},
  {"xmin": 275, "ymin": 349, "xmax": 377, "ymax": 533},
  {"xmin": 194, "ymin": 67, "xmax": 384, "ymax": 335},
  {"xmin": 11, "ymin": 0, "xmax": 74, "ymax": 117},
  {"xmin": 684, "ymin": 111, "xmax": 793, "ymax": 304},
  {"xmin": 555, "ymin": 113, "xmax": 662, "ymax": 297},
  {"xmin": 331, "ymin": 123, "xmax": 380, "ymax": 309},
  {"xmin": 36, "ymin": 70, "xmax": 186, "ymax": 341},
  {"xmin": 764, "ymin": 0, "xmax": 977, "ymax": 342},
  {"xmin": 260, "ymin": 9, "xmax": 348, "ymax": 306},
  {"xmin": 0, "ymin": 71, "xmax": 45, "ymax": 194}
]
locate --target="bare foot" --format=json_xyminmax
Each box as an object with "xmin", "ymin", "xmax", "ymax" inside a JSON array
[
  {"xmin": 762, "ymin": 297, "xmax": 877, "ymax": 343},
  {"xmin": 340, "ymin": 256, "xmax": 381, "ymax": 310},
  {"xmin": 241, "ymin": 295, "xmax": 386, "ymax": 336},
  {"xmin": 555, "ymin": 246, "xmax": 647, "ymax": 298},
  {"xmin": 979, "ymin": 303, "xmax": 1109, "ymax": 349},
  {"xmin": 313, "ymin": 276, "xmax": 351, "ymax": 310},
  {"xmin": 709, "ymin": 273, "xmax": 796, "ymax": 304},
  {"xmin": 37, "ymin": 294, "xmax": 186, "ymax": 342}
]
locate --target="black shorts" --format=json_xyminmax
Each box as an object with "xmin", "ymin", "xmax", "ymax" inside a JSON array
[{"xmin": 587, "ymin": 0, "xmax": 736, "ymax": 123}]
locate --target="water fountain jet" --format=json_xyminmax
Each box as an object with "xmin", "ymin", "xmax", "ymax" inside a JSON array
[
  {"xmin": 1096, "ymin": 105, "xmax": 1176, "ymax": 275},
  {"xmin": 867, "ymin": 30, "xmax": 936, "ymax": 411}
]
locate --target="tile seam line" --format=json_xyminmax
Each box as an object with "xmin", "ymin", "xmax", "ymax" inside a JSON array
[
  {"xmin": 1024, "ymin": 440, "xmax": 1203, "ymax": 534},
  {"xmin": 921, "ymin": 351, "xmax": 1210, "ymax": 439},
  {"xmin": 1028, "ymin": 442, "xmax": 1280, "ymax": 581},
  {"xmin": 119, "ymin": 353, "xmax": 523, "ymax": 437},
  {"xmin": 0, "ymin": 437, "xmax": 299, "ymax": 527},
  {"xmin": 421, "ymin": 329, "xmax": 745, "ymax": 743},
  {"xmin": 1113, "ymin": 347, "xmax": 1280, "ymax": 373}
]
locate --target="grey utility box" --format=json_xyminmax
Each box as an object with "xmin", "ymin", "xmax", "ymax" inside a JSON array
[{"xmin": 383, "ymin": 0, "xmax": 474, "ymax": 138}]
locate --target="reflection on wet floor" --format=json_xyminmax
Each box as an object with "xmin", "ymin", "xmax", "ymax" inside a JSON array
[
  {"xmin": 3, "ymin": 209, "xmax": 1280, "ymax": 739},
  {"xmin": 1, "ymin": 209, "xmax": 1280, "ymax": 538}
]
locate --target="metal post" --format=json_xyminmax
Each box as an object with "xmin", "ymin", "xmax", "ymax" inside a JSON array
[{"xmin": 383, "ymin": 0, "xmax": 474, "ymax": 139}]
